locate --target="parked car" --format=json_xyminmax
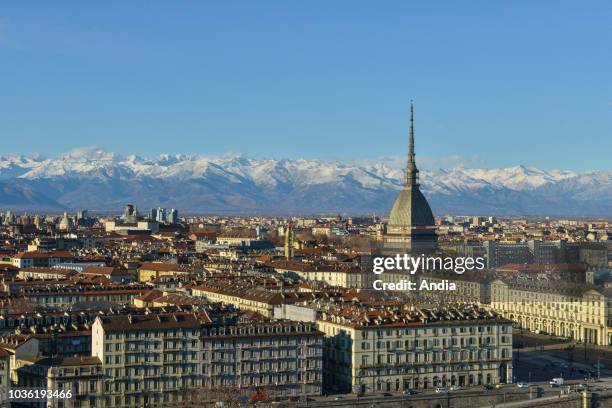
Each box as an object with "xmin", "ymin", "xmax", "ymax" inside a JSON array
[
  {"xmin": 484, "ymin": 384, "xmax": 494, "ymax": 390},
  {"xmin": 402, "ymin": 389, "xmax": 418, "ymax": 396},
  {"xmin": 449, "ymin": 385, "xmax": 461, "ymax": 391},
  {"xmin": 435, "ymin": 387, "xmax": 448, "ymax": 393}
]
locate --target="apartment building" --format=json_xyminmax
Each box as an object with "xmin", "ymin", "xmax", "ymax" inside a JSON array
[
  {"xmin": 316, "ymin": 304, "xmax": 513, "ymax": 394},
  {"xmin": 566, "ymin": 242, "xmax": 609, "ymax": 268},
  {"xmin": 137, "ymin": 262, "xmax": 199, "ymax": 283},
  {"xmin": 484, "ymin": 240, "xmax": 566, "ymax": 268},
  {"xmin": 270, "ymin": 260, "xmax": 366, "ymax": 289},
  {"xmin": 11, "ymin": 250, "xmax": 74, "ymax": 268},
  {"xmin": 17, "ymin": 323, "xmax": 92, "ymax": 357},
  {"xmin": 491, "ymin": 279, "xmax": 612, "ymax": 345},
  {"xmin": 21, "ymin": 285, "xmax": 149, "ymax": 308},
  {"xmin": 18, "ymin": 267, "xmax": 77, "ymax": 280},
  {"xmin": 200, "ymin": 313, "xmax": 323, "ymax": 397},
  {"xmin": 92, "ymin": 312, "xmax": 205, "ymax": 407},
  {"xmin": 91, "ymin": 310, "xmax": 323, "ymax": 407},
  {"xmin": 191, "ymin": 283, "xmax": 314, "ymax": 317},
  {"xmin": 13, "ymin": 356, "xmax": 103, "ymax": 408}
]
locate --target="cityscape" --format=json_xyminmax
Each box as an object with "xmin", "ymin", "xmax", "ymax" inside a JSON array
[
  {"xmin": 0, "ymin": 106, "xmax": 609, "ymax": 407},
  {"xmin": 1, "ymin": 2, "xmax": 611, "ymax": 408}
]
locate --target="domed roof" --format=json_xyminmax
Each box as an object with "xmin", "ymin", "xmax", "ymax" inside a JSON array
[{"xmin": 388, "ymin": 186, "xmax": 435, "ymax": 227}]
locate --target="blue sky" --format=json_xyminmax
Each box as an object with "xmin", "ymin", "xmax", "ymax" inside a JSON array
[{"xmin": 1, "ymin": 1, "xmax": 610, "ymax": 171}]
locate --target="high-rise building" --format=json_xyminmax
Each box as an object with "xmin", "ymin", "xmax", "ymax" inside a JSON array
[
  {"xmin": 168, "ymin": 208, "xmax": 178, "ymax": 224},
  {"xmin": 156, "ymin": 207, "xmax": 167, "ymax": 223},
  {"xmin": 383, "ymin": 103, "xmax": 437, "ymax": 255},
  {"xmin": 149, "ymin": 208, "xmax": 158, "ymax": 221}
]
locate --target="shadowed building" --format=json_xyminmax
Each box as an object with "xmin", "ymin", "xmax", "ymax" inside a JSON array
[{"xmin": 383, "ymin": 103, "xmax": 437, "ymax": 255}]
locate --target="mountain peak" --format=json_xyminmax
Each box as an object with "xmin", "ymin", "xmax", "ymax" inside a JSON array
[{"xmin": 0, "ymin": 149, "xmax": 609, "ymax": 215}]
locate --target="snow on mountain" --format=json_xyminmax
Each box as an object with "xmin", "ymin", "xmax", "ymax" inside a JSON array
[
  {"xmin": 9, "ymin": 148, "xmax": 575, "ymax": 190},
  {"xmin": 0, "ymin": 155, "xmax": 44, "ymax": 180},
  {"xmin": 0, "ymin": 149, "xmax": 609, "ymax": 215}
]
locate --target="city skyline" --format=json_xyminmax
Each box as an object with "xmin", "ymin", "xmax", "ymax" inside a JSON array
[
  {"xmin": 1, "ymin": 1, "xmax": 611, "ymax": 171},
  {"xmin": 0, "ymin": 3, "xmax": 611, "ymax": 408}
]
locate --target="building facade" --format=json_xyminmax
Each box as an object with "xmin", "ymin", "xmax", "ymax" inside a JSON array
[
  {"xmin": 491, "ymin": 279, "xmax": 612, "ymax": 345},
  {"xmin": 317, "ymin": 305, "xmax": 512, "ymax": 394},
  {"xmin": 91, "ymin": 311, "xmax": 324, "ymax": 407},
  {"xmin": 92, "ymin": 312, "xmax": 203, "ymax": 407},
  {"xmin": 200, "ymin": 317, "xmax": 323, "ymax": 397}
]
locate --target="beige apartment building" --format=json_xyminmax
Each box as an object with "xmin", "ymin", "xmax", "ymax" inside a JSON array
[
  {"xmin": 137, "ymin": 262, "xmax": 198, "ymax": 283},
  {"xmin": 316, "ymin": 305, "xmax": 513, "ymax": 394},
  {"xmin": 92, "ymin": 312, "xmax": 203, "ymax": 407},
  {"xmin": 279, "ymin": 268, "xmax": 365, "ymax": 289},
  {"xmin": 13, "ymin": 356, "xmax": 104, "ymax": 408},
  {"xmin": 200, "ymin": 316, "xmax": 323, "ymax": 397},
  {"xmin": 191, "ymin": 284, "xmax": 314, "ymax": 317},
  {"xmin": 491, "ymin": 279, "xmax": 612, "ymax": 345},
  {"xmin": 18, "ymin": 267, "xmax": 77, "ymax": 280},
  {"xmin": 92, "ymin": 310, "xmax": 324, "ymax": 407},
  {"xmin": 270, "ymin": 260, "xmax": 366, "ymax": 289}
]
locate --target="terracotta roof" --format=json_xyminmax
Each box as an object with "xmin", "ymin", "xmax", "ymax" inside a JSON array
[
  {"xmin": 189, "ymin": 232, "xmax": 218, "ymax": 240},
  {"xmin": 135, "ymin": 289, "xmax": 164, "ymax": 302},
  {"xmin": 20, "ymin": 356, "xmax": 101, "ymax": 367},
  {"xmin": 13, "ymin": 251, "xmax": 73, "ymax": 260},
  {"xmin": 67, "ymin": 274, "xmax": 117, "ymax": 286},
  {"xmin": 20, "ymin": 267, "xmax": 75, "ymax": 276},
  {"xmin": 81, "ymin": 266, "xmax": 126, "ymax": 276}
]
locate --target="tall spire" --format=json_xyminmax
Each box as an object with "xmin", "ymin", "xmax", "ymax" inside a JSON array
[{"xmin": 405, "ymin": 100, "xmax": 419, "ymax": 186}]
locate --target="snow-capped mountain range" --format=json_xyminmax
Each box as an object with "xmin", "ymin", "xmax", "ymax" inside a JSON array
[{"xmin": 0, "ymin": 147, "xmax": 610, "ymax": 216}]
